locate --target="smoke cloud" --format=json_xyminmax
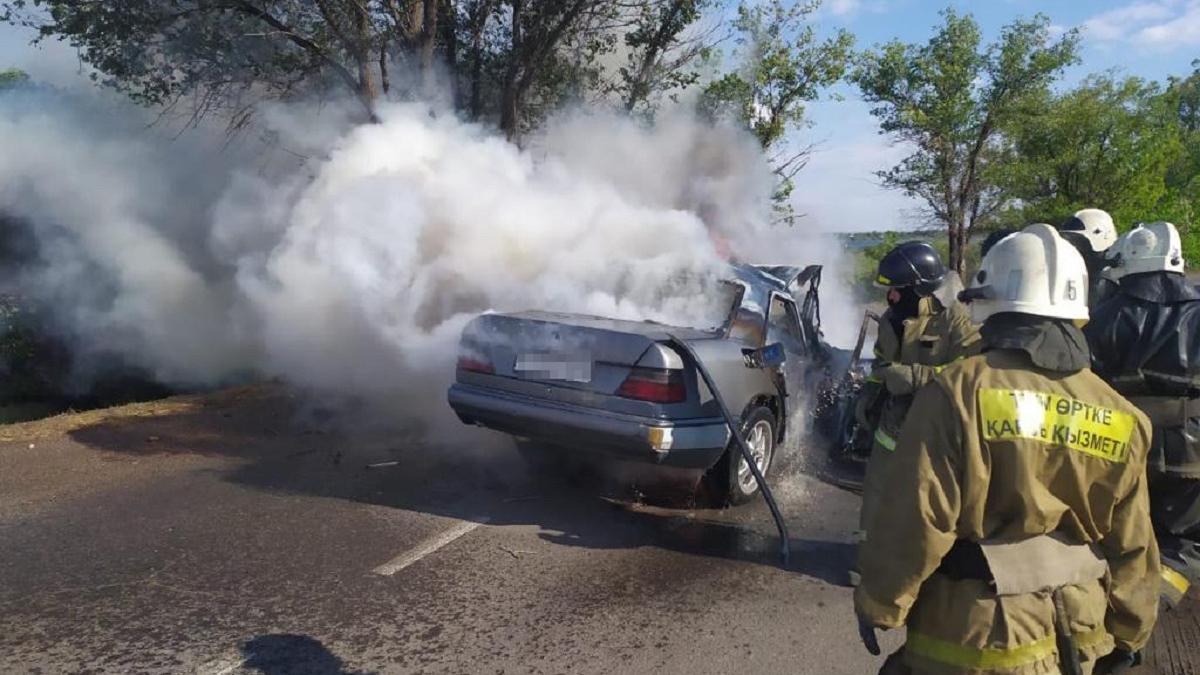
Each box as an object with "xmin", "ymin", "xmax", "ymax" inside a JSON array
[{"xmin": 0, "ymin": 88, "xmax": 857, "ymax": 434}]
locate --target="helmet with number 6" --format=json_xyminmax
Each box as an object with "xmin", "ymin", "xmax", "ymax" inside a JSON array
[
  {"xmin": 959, "ymin": 223, "xmax": 1089, "ymax": 323},
  {"xmin": 1106, "ymin": 221, "xmax": 1185, "ymax": 280}
]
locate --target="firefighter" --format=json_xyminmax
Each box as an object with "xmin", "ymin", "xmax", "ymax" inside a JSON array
[
  {"xmin": 857, "ymin": 241, "xmax": 980, "ymax": 535},
  {"xmin": 1087, "ymin": 221, "xmax": 1200, "ymax": 611},
  {"xmin": 979, "ymin": 229, "xmax": 1016, "ymax": 259},
  {"xmin": 1058, "ymin": 208, "xmax": 1119, "ymax": 306},
  {"xmin": 856, "ymin": 223, "xmax": 1159, "ymax": 675}
]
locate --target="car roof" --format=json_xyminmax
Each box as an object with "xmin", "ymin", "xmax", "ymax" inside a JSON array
[{"xmin": 728, "ymin": 263, "xmax": 796, "ymax": 294}]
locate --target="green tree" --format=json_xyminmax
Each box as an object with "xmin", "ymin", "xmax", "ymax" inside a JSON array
[
  {"xmin": 2, "ymin": 0, "xmax": 423, "ymax": 123},
  {"xmin": 853, "ymin": 10, "xmax": 1078, "ymax": 275},
  {"xmin": 999, "ymin": 75, "xmax": 1181, "ymax": 229},
  {"xmin": 2, "ymin": 1, "xmax": 718, "ymax": 139},
  {"xmin": 0, "ymin": 67, "xmax": 29, "ymax": 90},
  {"xmin": 700, "ymin": 0, "xmax": 853, "ymax": 220},
  {"xmin": 619, "ymin": 0, "xmax": 711, "ymax": 114},
  {"xmin": 1159, "ymin": 61, "xmax": 1200, "ymax": 260},
  {"xmin": 495, "ymin": 0, "xmax": 614, "ymax": 139}
]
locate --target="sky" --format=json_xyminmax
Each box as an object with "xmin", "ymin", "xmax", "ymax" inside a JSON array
[
  {"xmin": 2, "ymin": 1, "xmax": 1200, "ymax": 233},
  {"xmin": 799, "ymin": 0, "xmax": 1200, "ymax": 231}
]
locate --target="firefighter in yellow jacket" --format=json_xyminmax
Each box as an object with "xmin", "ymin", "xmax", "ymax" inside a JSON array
[
  {"xmin": 858, "ymin": 242, "xmax": 981, "ymax": 533},
  {"xmin": 856, "ymin": 224, "xmax": 1160, "ymax": 675}
]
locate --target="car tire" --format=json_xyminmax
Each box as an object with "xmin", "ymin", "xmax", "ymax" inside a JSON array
[{"xmin": 712, "ymin": 405, "xmax": 777, "ymax": 506}]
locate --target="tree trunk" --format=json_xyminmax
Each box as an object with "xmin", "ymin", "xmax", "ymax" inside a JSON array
[
  {"xmin": 352, "ymin": 7, "xmax": 379, "ymax": 121},
  {"xmin": 624, "ymin": 0, "xmax": 687, "ymax": 112},
  {"xmin": 499, "ymin": 0, "xmax": 589, "ymax": 139},
  {"xmin": 418, "ymin": 0, "xmax": 438, "ymax": 91},
  {"xmin": 499, "ymin": 78, "xmax": 521, "ymax": 140},
  {"xmin": 467, "ymin": 0, "xmax": 491, "ymax": 119},
  {"xmin": 624, "ymin": 52, "xmax": 655, "ymax": 112},
  {"xmin": 499, "ymin": 0, "xmax": 523, "ymax": 140},
  {"xmin": 440, "ymin": 0, "xmax": 458, "ymax": 103},
  {"xmin": 380, "ymin": 45, "xmax": 390, "ymax": 95},
  {"xmin": 947, "ymin": 220, "xmax": 967, "ymax": 277}
]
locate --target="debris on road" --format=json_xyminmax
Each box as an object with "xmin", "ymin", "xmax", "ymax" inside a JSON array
[
  {"xmin": 498, "ymin": 544, "xmax": 531, "ymax": 559},
  {"xmin": 365, "ymin": 460, "xmax": 400, "ymax": 469}
]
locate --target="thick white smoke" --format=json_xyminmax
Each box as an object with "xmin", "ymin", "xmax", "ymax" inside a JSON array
[
  {"xmin": 0, "ymin": 92, "xmax": 258, "ymax": 386},
  {"xmin": 0, "ymin": 90, "xmax": 858, "ymax": 432},
  {"xmin": 227, "ymin": 103, "xmax": 751, "ymax": 405}
]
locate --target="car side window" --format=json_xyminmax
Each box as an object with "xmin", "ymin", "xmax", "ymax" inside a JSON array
[{"xmin": 766, "ymin": 294, "xmax": 804, "ymax": 351}]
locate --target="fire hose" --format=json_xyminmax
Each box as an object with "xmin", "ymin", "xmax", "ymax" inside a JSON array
[{"xmin": 668, "ymin": 335, "xmax": 791, "ymax": 566}]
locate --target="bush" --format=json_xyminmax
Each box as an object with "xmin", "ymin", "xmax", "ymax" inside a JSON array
[
  {"xmin": 0, "ymin": 295, "xmax": 70, "ymax": 403},
  {"xmin": 846, "ymin": 230, "xmax": 984, "ymax": 301},
  {"xmin": 1178, "ymin": 223, "xmax": 1200, "ymax": 269},
  {"xmin": 848, "ymin": 232, "xmax": 902, "ymax": 302}
]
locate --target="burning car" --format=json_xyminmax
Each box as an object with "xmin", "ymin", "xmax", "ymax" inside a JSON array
[{"xmin": 446, "ymin": 263, "xmax": 839, "ymax": 505}]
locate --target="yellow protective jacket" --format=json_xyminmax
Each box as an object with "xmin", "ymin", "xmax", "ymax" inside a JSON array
[
  {"xmin": 865, "ymin": 296, "xmax": 981, "ymax": 452},
  {"xmin": 859, "ymin": 296, "xmax": 980, "ymax": 531},
  {"xmin": 856, "ymin": 347, "xmax": 1160, "ymax": 674}
]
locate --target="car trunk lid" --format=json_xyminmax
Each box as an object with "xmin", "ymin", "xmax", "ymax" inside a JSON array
[{"xmin": 458, "ymin": 311, "xmax": 718, "ymax": 397}]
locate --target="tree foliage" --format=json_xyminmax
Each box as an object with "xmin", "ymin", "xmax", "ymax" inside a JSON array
[
  {"xmin": 3, "ymin": 0, "xmax": 841, "ymax": 145},
  {"xmin": 991, "ymin": 61, "xmax": 1200, "ymax": 265},
  {"xmin": 3, "ymin": 0, "xmax": 419, "ymax": 125},
  {"xmin": 0, "ymin": 67, "xmax": 30, "ymax": 90},
  {"xmin": 853, "ymin": 10, "xmax": 1078, "ymax": 274},
  {"xmin": 619, "ymin": 0, "xmax": 713, "ymax": 113},
  {"xmin": 699, "ymin": 0, "xmax": 852, "ymax": 222},
  {"xmin": 998, "ymin": 75, "xmax": 1181, "ymax": 230},
  {"xmin": 1159, "ymin": 62, "xmax": 1200, "ymax": 261}
]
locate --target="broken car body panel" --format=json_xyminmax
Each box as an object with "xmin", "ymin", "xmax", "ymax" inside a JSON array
[{"xmin": 446, "ymin": 263, "xmax": 830, "ymax": 470}]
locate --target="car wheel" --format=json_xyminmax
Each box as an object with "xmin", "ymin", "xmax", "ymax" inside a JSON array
[{"xmin": 721, "ymin": 406, "xmax": 777, "ymax": 506}]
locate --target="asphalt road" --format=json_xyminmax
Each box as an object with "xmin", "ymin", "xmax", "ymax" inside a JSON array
[{"xmin": 0, "ymin": 387, "xmax": 897, "ymax": 674}]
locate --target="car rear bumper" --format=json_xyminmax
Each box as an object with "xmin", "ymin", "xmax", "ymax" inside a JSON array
[{"xmin": 447, "ymin": 383, "xmax": 730, "ymax": 469}]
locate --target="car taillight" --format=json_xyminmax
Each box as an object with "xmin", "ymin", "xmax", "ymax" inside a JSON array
[
  {"xmin": 457, "ymin": 355, "xmax": 494, "ymax": 374},
  {"xmin": 617, "ymin": 367, "xmax": 685, "ymax": 403}
]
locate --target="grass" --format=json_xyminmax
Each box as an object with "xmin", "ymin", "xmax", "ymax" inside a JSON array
[{"xmin": 0, "ymin": 384, "xmax": 275, "ymax": 442}]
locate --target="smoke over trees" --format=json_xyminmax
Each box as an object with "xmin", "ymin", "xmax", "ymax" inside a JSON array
[
  {"xmin": 1, "ymin": 0, "xmax": 850, "ymax": 149},
  {"xmin": 0, "ymin": 1, "xmax": 858, "ymax": 415}
]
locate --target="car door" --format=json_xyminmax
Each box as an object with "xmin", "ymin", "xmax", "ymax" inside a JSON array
[{"xmin": 765, "ymin": 292, "xmax": 808, "ymax": 431}]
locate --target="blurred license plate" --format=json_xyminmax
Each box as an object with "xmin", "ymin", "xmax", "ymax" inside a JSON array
[{"xmin": 514, "ymin": 353, "xmax": 592, "ymax": 383}]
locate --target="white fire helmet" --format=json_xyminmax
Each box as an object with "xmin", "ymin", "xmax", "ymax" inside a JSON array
[
  {"xmin": 1060, "ymin": 208, "xmax": 1118, "ymax": 253},
  {"xmin": 1107, "ymin": 221, "xmax": 1185, "ymax": 280},
  {"xmin": 962, "ymin": 223, "xmax": 1089, "ymax": 324}
]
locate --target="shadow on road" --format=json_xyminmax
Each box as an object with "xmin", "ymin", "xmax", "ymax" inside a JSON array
[
  {"xmin": 242, "ymin": 634, "xmax": 373, "ymax": 675},
  {"xmin": 66, "ymin": 385, "xmax": 856, "ymax": 586}
]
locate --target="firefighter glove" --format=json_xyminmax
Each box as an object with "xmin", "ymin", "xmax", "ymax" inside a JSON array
[
  {"xmin": 879, "ymin": 364, "xmax": 916, "ymax": 396},
  {"xmin": 856, "ymin": 610, "xmax": 881, "ymax": 656}
]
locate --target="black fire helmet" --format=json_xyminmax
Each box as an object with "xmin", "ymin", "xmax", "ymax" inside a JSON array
[{"xmin": 875, "ymin": 241, "xmax": 947, "ymax": 297}]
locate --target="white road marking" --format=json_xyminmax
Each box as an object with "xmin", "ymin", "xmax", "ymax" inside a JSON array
[{"xmin": 372, "ymin": 517, "xmax": 490, "ymax": 576}]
